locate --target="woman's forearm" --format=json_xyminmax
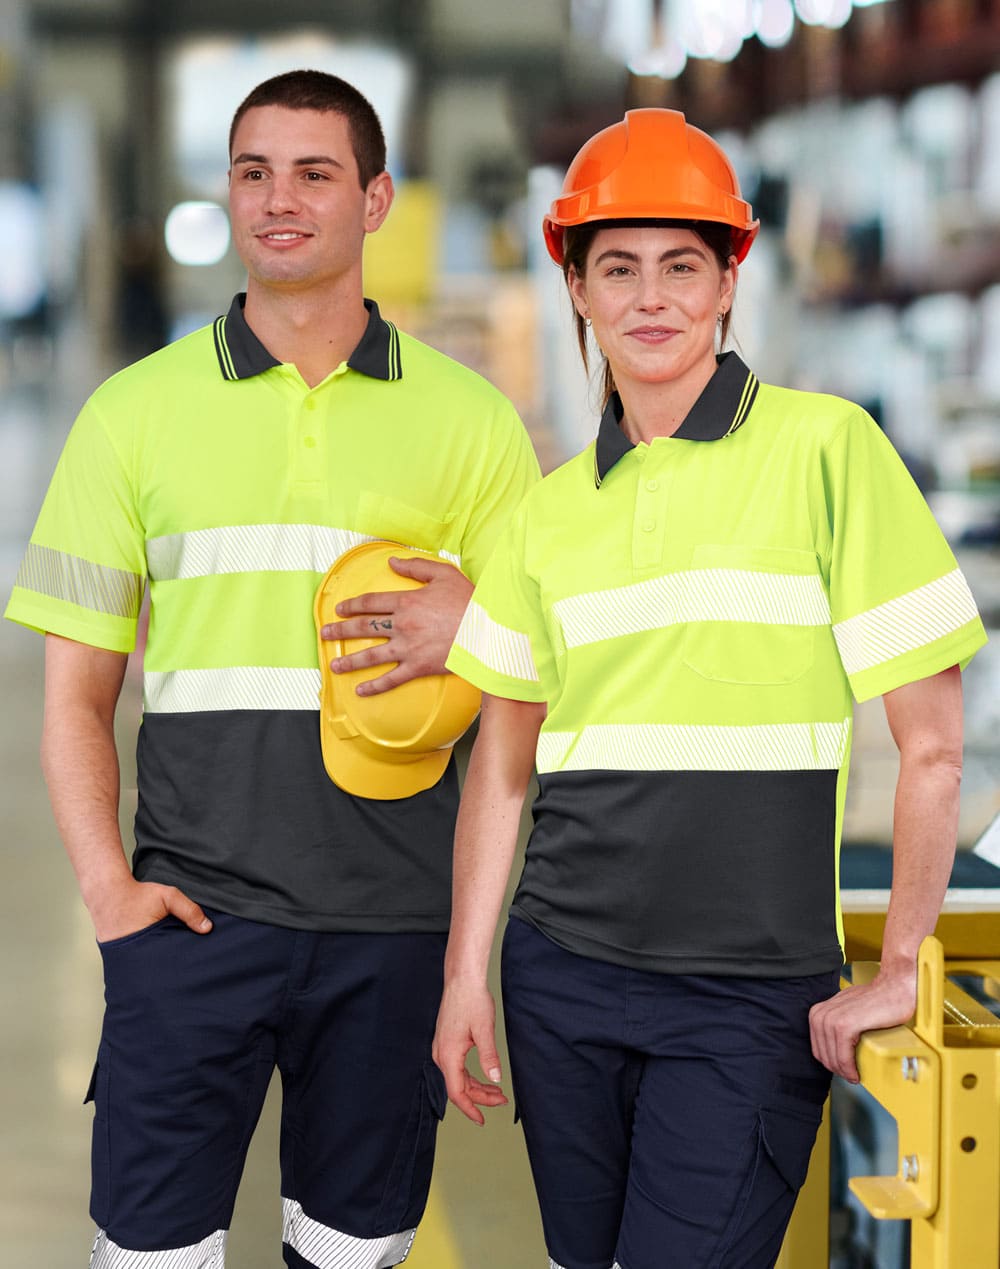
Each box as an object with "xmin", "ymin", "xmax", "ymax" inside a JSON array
[
  {"xmin": 809, "ymin": 665, "xmax": 964, "ymax": 1081},
  {"xmin": 879, "ymin": 667, "xmax": 964, "ymax": 975},
  {"xmin": 444, "ymin": 694, "xmax": 545, "ymax": 983}
]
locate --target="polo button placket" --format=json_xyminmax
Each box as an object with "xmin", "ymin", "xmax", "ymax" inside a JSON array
[
  {"xmin": 631, "ymin": 449, "xmax": 671, "ymax": 571},
  {"xmin": 292, "ymin": 389, "xmax": 325, "ymax": 495}
]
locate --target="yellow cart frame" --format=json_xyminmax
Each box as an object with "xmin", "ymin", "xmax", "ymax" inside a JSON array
[{"xmin": 777, "ymin": 897, "xmax": 1000, "ymax": 1268}]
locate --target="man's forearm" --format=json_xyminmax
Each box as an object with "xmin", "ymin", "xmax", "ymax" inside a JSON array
[
  {"xmin": 41, "ymin": 700, "xmax": 133, "ymax": 914},
  {"xmin": 41, "ymin": 687, "xmax": 213, "ymax": 942},
  {"xmin": 41, "ymin": 635, "xmax": 135, "ymax": 924}
]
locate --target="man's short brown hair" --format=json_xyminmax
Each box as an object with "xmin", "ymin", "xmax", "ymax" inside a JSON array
[{"xmin": 229, "ymin": 69, "xmax": 387, "ymax": 188}]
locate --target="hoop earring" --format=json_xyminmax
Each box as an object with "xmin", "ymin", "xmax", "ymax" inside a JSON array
[{"xmin": 585, "ymin": 317, "xmax": 592, "ymax": 328}]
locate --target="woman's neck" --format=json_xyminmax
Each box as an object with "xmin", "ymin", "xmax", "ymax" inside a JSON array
[{"xmin": 616, "ymin": 356, "xmax": 720, "ymax": 445}]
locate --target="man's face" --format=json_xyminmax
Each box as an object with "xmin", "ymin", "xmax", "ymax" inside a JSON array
[{"xmin": 228, "ymin": 105, "xmax": 392, "ymax": 292}]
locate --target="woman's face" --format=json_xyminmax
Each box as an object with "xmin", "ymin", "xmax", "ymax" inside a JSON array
[{"xmin": 569, "ymin": 225, "xmax": 736, "ymax": 398}]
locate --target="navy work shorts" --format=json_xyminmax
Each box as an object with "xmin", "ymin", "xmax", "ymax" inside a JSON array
[
  {"xmin": 86, "ymin": 909, "xmax": 447, "ymax": 1269},
  {"xmin": 501, "ymin": 918, "xmax": 838, "ymax": 1269}
]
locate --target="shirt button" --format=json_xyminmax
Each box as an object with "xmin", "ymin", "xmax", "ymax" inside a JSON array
[
  {"xmin": 304, "ymin": 436, "xmax": 317, "ymax": 448},
  {"xmin": 645, "ymin": 479, "xmax": 659, "ymax": 492},
  {"xmin": 642, "ymin": 520, "xmax": 655, "ymax": 532},
  {"xmin": 304, "ymin": 399, "xmax": 317, "ymax": 411}
]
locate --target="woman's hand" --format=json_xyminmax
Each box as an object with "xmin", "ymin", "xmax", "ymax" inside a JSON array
[
  {"xmin": 809, "ymin": 967, "xmax": 917, "ymax": 1082},
  {"xmin": 433, "ymin": 976, "xmax": 509, "ymax": 1125}
]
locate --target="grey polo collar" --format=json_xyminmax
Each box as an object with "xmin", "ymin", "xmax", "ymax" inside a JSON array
[
  {"xmin": 213, "ymin": 294, "xmax": 402, "ymax": 382},
  {"xmin": 594, "ymin": 351, "xmax": 760, "ymax": 487}
]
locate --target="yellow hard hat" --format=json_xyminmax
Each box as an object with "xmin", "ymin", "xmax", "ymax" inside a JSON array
[{"xmin": 314, "ymin": 540, "xmax": 482, "ymax": 800}]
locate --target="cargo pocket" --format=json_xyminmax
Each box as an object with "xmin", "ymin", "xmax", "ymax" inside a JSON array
[
  {"xmin": 759, "ymin": 1103, "xmax": 823, "ymax": 1195},
  {"xmin": 681, "ymin": 545, "xmax": 823, "ymax": 686},
  {"xmin": 375, "ymin": 1062, "xmax": 447, "ymax": 1236},
  {"xmin": 711, "ymin": 1104, "xmax": 823, "ymax": 1267},
  {"xmin": 85, "ymin": 1044, "xmax": 111, "ymax": 1228}
]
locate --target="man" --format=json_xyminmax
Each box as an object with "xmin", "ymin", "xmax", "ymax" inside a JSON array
[{"xmin": 5, "ymin": 70, "xmax": 538, "ymax": 1268}]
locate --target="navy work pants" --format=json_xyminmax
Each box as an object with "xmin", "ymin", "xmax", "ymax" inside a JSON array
[
  {"xmin": 501, "ymin": 917, "xmax": 838, "ymax": 1269},
  {"xmin": 87, "ymin": 909, "xmax": 447, "ymax": 1268}
]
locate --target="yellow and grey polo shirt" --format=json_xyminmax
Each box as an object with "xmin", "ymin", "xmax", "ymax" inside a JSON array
[
  {"xmin": 6, "ymin": 295, "xmax": 540, "ymax": 932},
  {"xmin": 448, "ymin": 351, "xmax": 986, "ymax": 976}
]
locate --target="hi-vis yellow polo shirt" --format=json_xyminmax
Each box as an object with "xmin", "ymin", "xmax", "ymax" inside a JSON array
[
  {"xmin": 6, "ymin": 295, "xmax": 540, "ymax": 932},
  {"xmin": 448, "ymin": 352, "xmax": 986, "ymax": 976}
]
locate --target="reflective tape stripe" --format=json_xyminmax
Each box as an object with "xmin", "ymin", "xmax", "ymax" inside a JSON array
[
  {"xmin": 833, "ymin": 569, "xmax": 979, "ymax": 676},
  {"xmin": 536, "ymin": 720, "xmax": 851, "ymax": 774},
  {"xmin": 15, "ymin": 543, "xmax": 143, "ymax": 619},
  {"xmin": 536, "ymin": 731, "xmax": 576, "ymax": 771},
  {"xmin": 144, "ymin": 667, "xmax": 321, "ymax": 713},
  {"xmin": 147, "ymin": 524, "xmax": 366, "ymax": 580},
  {"xmin": 553, "ymin": 568, "xmax": 830, "ymax": 649},
  {"xmin": 146, "ymin": 524, "xmax": 460, "ymax": 582},
  {"xmin": 548, "ymin": 1261, "xmax": 621, "ymax": 1269},
  {"xmin": 89, "ymin": 1228, "xmax": 227, "ymax": 1268},
  {"xmin": 454, "ymin": 600, "xmax": 540, "ymax": 682},
  {"xmin": 282, "ymin": 1198, "xmax": 415, "ymax": 1269}
]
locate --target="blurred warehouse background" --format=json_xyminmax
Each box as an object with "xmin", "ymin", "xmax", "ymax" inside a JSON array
[{"xmin": 2, "ymin": 1, "xmax": 1000, "ymax": 1265}]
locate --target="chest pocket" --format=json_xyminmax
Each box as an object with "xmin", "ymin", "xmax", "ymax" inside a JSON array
[
  {"xmin": 356, "ymin": 492, "xmax": 457, "ymax": 557},
  {"xmin": 681, "ymin": 544, "xmax": 827, "ymax": 686}
]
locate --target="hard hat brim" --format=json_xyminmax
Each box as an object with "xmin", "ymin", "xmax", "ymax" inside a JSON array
[
  {"xmin": 319, "ymin": 734, "xmax": 453, "ymax": 801},
  {"xmin": 543, "ymin": 213, "xmax": 758, "ymax": 266}
]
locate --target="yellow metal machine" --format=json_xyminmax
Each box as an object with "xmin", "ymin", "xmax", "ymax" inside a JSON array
[{"xmin": 777, "ymin": 893, "xmax": 1000, "ymax": 1268}]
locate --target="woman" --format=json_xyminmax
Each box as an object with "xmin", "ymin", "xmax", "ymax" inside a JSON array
[{"xmin": 433, "ymin": 109, "xmax": 985, "ymax": 1269}]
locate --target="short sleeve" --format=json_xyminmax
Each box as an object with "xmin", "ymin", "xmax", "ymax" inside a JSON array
[
  {"xmin": 455, "ymin": 399, "xmax": 541, "ymax": 584},
  {"xmin": 447, "ymin": 501, "xmax": 553, "ymax": 703},
  {"xmin": 825, "ymin": 408, "xmax": 986, "ymax": 702},
  {"xmin": 4, "ymin": 394, "xmax": 146, "ymax": 652}
]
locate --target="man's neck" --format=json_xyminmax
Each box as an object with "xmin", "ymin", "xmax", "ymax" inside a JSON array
[{"xmin": 243, "ymin": 279, "xmax": 370, "ymax": 389}]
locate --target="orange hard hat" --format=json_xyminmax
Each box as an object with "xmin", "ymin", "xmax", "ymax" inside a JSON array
[
  {"xmin": 543, "ymin": 108, "xmax": 758, "ymax": 266},
  {"xmin": 314, "ymin": 541, "xmax": 482, "ymax": 800}
]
